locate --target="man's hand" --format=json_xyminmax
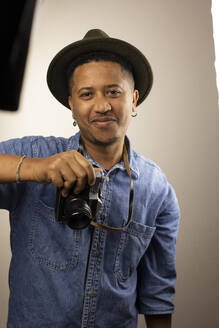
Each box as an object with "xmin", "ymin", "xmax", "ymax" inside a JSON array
[
  {"xmin": 145, "ymin": 314, "xmax": 172, "ymax": 328},
  {"xmin": 32, "ymin": 150, "xmax": 96, "ymax": 197}
]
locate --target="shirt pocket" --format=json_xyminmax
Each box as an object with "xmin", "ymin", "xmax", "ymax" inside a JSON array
[
  {"xmin": 114, "ymin": 220, "xmax": 156, "ymax": 281},
  {"xmin": 28, "ymin": 199, "xmax": 80, "ymax": 271}
]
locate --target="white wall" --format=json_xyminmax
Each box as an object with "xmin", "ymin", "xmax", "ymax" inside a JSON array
[
  {"xmin": 212, "ymin": 0, "xmax": 219, "ymax": 104},
  {"xmin": 0, "ymin": 0, "xmax": 219, "ymax": 327}
]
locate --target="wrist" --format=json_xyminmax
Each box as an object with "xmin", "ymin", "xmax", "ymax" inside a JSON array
[
  {"xmin": 18, "ymin": 157, "xmax": 45, "ymax": 183},
  {"xmin": 16, "ymin": 156, "xmax": 26, "ymax": 183}
]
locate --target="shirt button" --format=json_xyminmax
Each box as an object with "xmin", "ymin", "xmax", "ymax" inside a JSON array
[
  {"xmin": 106, "ymin": 176, "xmax": 110, "ymax": 182},
  {"xmin": 88, "ymin": 290, "xmax": 95, "ymax": 297},
  {"xmin": 94, "ymin": 250, "xmax": 99, "ymax": 257}
]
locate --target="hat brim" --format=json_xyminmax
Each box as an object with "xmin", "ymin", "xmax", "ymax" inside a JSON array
[{"xmin": 47, "ymin": 37, "xmax": 153, "ymax": 109}]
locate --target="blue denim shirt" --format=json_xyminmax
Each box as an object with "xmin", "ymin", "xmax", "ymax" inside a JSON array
[{"xmin": 0, "ymin": 132, "xmax": 180, "ymax": 328}]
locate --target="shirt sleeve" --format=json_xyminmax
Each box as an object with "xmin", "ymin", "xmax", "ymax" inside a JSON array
[
  {"xmin": 0, "ymin": 136, "xmax": 38, "ymax": 211},
  {"xmin": 137, "ymin": 181, "xmax": 180, "ymax": 315}
]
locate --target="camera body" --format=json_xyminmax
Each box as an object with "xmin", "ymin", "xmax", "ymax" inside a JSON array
[{"xmin": 55, "ymin": 171, "xmax": 104, "ymax": 229}]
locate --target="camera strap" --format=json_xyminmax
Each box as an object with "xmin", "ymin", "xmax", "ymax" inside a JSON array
[{"xmin": 78, "ymin": 137, "xmax": 134, "ymax": 232}]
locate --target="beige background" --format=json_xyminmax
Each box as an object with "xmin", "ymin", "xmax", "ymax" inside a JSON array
[{"xmin": 0, "ymin": 0, "xmax": 219, "ymax": 327}]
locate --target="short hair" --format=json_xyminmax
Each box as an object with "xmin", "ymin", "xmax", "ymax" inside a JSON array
[{"xmin": 67, "ymin": 51, "xmax": 135, "ymax": 94}]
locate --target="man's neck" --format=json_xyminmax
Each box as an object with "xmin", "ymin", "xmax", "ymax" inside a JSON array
[{"xmin": 81, "ymin": 137, "xmax": 125, "ymax": 170}]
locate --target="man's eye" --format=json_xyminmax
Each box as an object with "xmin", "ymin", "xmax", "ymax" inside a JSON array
[
  {"xmin": 107, "ymin": 90, "xmax": 121, "ymax": 96},
  {"xmin": 80, "ymin": 92, "xmax": 92, "ymax": 98}
]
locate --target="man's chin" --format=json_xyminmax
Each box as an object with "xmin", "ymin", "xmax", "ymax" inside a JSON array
[
  {"xmin": 92, "ymin": 136, "xmax": 119, "ymax": 147},
  {"xmin": 79, "ymin": 129, "xmax": 121, "ymax": 147}
]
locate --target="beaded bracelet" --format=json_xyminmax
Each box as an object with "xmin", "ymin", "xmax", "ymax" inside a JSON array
[{"xmin": 16, "ymin": 155, "xmax": 26, "ymax": 183}]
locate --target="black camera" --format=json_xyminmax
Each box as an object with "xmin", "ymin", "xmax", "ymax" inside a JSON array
[{"xmin": 55, "ymin": 171, "xmax": 104, "ymax": 230}]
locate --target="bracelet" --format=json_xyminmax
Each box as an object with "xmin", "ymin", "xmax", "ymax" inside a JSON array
[{"xmin": 16, "ymin": 155, "xmax": 26, "ymax": 184}]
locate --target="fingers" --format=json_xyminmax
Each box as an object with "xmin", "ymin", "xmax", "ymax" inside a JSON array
[
  {"xmin": 58, "ymin": 164, "xmax": 77, "ymax": 197},
  {"xmin": 45, "ymin": 150, "xmax": 98, "ymax": 197},
  {"xmin": 61, "ymin": 160, "xmax": 88, "ymax": 196},
  {"xmin": 72, "ymin": 153, "xmax": 96, "ymax": 187}
]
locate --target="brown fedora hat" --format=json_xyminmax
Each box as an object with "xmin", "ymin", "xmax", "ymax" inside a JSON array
[{"xmin": 47, "ymin": 29, "xmax": 153, "ymax": 109}]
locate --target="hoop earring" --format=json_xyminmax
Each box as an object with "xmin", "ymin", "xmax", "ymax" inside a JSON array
[
  {"xmin": 73, "ymin": 120, "xmax": 77, "ymax": 127},
  {"xmin": 106, "ymin": 104, "xmax": 112, "ymax": 111},
  {"xmin": 131, "ymin": 111, "xmax": 137, "ymax": 117}
]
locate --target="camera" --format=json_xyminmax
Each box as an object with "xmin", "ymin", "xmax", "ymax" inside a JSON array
[{"xmin": 55, "ymin": 171, "xmax": 104, "ymax": 229}]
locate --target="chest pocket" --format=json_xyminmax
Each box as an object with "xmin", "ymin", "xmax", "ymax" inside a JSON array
[
  {"xmin": 114, "ymin": 220, "xmax": 156, "ymax": 281},
  {"xmin": 28, "ymin": 199, "xmax": 80, "ymax": 271}
]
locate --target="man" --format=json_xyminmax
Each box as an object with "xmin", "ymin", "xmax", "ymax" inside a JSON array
[{"xmin": 0, "ymin": 29, "xmax": 180, "ymax": 328}]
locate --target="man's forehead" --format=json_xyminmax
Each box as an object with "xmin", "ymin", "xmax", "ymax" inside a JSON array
[
  {"xmin": 72, "ymin": 60, "xmax": 133, "ymax": 88},
  {"xmin": 73, "ymin": 60, "xmax": 123, "ymax": 76}
]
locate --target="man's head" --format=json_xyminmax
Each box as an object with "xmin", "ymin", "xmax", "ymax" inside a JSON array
[
  {"xmin": 68, "ymin": 59, "xmax": 139, "ymax": 147},
  {"xmin": 47, "ymin": 29, "xmax": 153, "ymax": 110}
]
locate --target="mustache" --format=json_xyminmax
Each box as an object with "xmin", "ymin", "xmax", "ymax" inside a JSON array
[{"xmin": 90, "ymin": 116, "xmax": 117, "ymax": 123}]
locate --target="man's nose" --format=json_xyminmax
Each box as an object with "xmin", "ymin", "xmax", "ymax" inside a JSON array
[{"xmin": 93, "ymin": 95, "xmax": 111, "ymax": 113}]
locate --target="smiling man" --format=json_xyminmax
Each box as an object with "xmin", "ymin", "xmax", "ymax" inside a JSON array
[
  {"xmin": 68, "ymin": 59, "xmax": 139, "ymax": 170},
  {"xmin": 0, "ymin": 29, "xmax": 180, "ymax": 328}
]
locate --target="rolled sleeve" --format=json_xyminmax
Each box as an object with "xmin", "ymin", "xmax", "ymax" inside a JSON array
[
  {"xmin": 0, "ymin": 137, "xmax": 35, "ymax": 211},
  {"xmin": 137, "ymin": 183, "xmax": 180, "ymax": 314}
]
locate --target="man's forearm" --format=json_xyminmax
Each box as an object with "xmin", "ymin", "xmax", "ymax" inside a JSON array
[
  {"xmin": 145, "ymin": 314, "xmax": 172, "ymax": 328},
  {"xmin": 0, "ymin": 151, "xmax": 97, "ymax": 196},
  {"xmin": 0, "ymin": 154, "xmax": 39, "ymax": 183}
]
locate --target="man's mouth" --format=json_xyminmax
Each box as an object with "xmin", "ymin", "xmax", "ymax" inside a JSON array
[
  {"xmin": 90, "ymin": 117, "xmax": 117, "ymax": 127},
  {"xmin": 91, "ymin": 117, "xmax": 116, "ymax": 123}
]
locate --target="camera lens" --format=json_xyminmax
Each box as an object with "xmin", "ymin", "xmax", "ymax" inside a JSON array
[{"xmin": 63, "ymin": 197, "xmax": 92, "ymax": 229}]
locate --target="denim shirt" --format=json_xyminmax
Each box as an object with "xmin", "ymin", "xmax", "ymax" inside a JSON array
[{"xmin": 0, "ymin": 132, "xmax": 180, "ymax": 328}]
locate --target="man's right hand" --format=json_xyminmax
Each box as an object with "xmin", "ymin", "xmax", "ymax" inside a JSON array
[{"xmin": 34, "ymin": 150, "xmax": 96, "ymax": 197}]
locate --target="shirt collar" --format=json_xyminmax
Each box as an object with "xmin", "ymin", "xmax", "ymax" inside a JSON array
[{"xmin": 68, "ymin": 132, "xmax": 139, "ymax": 179}]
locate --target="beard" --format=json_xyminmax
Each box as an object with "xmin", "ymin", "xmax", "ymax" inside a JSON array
[
  {"xmin": 78, "ymin": 126, "xmax": 120, "ymax": 148},
  {"xmin": 92, "ymin": 135, "xmax": 119, "ymax": 146}
]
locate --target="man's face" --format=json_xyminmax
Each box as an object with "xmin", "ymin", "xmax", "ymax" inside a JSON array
[{"xmin": 68, "ymin": 61, "xmax": 139, "ymax": 147}]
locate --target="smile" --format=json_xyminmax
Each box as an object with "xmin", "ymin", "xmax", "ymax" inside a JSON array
[{"xmin": 91, "ymin": 117, "xmax": 117, "ymax": 128}]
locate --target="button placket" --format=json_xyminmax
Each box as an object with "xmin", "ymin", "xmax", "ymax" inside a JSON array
[
  {"xmin": 81, "ymin": 228, "xmax": 100, "ymax": 327},
  {"xmin": 88, "ymin": 228, "xmax": 107, "ymax": 327},
  {"xmin": 81, "ymin": 173, "xmax": 113, "ymax": 327}
]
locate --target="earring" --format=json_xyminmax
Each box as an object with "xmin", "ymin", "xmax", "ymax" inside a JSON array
[
  {"xmin": 73, "ymin": 120, "xmax": 77, "ymax": 127},
  {"xmin": 131, "ymin": 111, "xmax": 137, "ymax": 117},
  {"xmin": 106, "ymin": 104, "xmax": 112, "ymax": 111}
]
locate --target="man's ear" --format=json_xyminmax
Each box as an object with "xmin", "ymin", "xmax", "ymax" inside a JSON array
[
  {"xmin": 132, "ymin": 89, "xmax": 139, "ymax": 113},
  {"xmin": 68, "ymin": 96, "xmax": 74, "ymax": 116}
]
